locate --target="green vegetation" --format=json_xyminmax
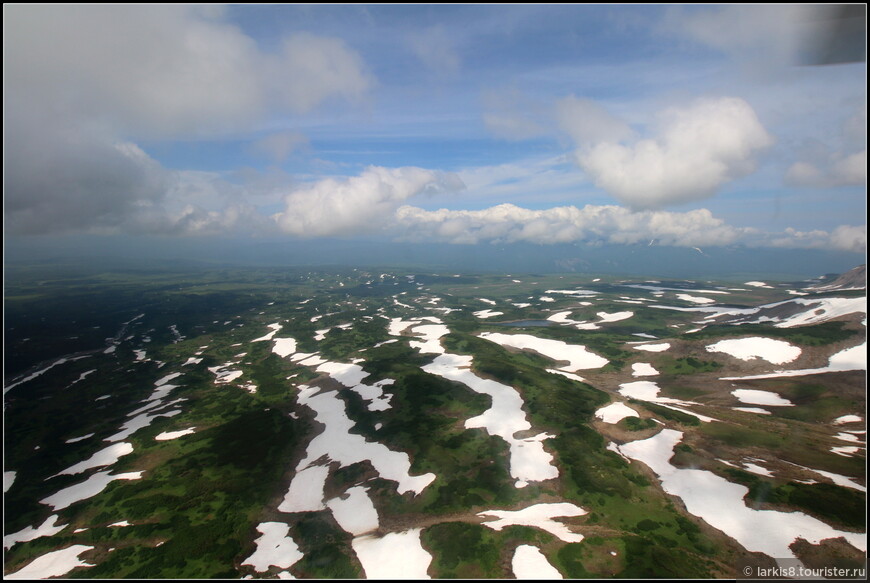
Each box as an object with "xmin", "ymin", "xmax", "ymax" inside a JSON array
[
  {"xmin": 700, "ymin": 422, "xmax": 784, "ymax": 449},
  {"xmin": 723, "ymin": 469, "xmax": 865, "ymax": 529},
  {"xmin": 422, "ymin": 522, "xmax": 504, "ymax": 578},
  {"xmin": 3, "ymin": 263, "xmax": 864, "ymax": 579},
  {"xmin": 657, "ymin": 356, "xmax": 723, "ymax": 375},
  {"xmin": 621, "ymin": 417, "xmax": 658, "ymax": 431},
  {"xmin": 629, "ymin": 400, "xmax": 701, "ymax": 426},
  {"xmin": 687, "ymin": 321, "xmax": 859, "ymax": 347}
]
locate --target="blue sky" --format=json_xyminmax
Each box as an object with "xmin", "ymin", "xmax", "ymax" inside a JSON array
[{"xmin": 4, "ymin": 4, "xmax": 866, "ymax": 255}]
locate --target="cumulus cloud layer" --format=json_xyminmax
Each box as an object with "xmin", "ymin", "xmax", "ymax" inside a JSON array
[
  {"xmin": 555, "ymin": 96, "xmax": 634, "ymax": 146},
  {"xmin": 274, "ymin": 166, "xmax": 465, "ymax": 237},
  {"xmin": 786, "ymin": 150, "xmax": 867, "ymax": 188},
  {"xmin": 771, "ymin": 225, "xmax": 867, "ymax": 254},
  {"xmin": 393, "ymin": 203, "xmax": 865, "ymax": 253},
  {"xmin": 395, "ymin": 203, "xmax": 752, "ymax": 246},
  {"xmin": 572, "ymin": 97, "xmax": 774, "ymax": 209}
]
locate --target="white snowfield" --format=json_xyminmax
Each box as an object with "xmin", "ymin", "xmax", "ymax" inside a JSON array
[
  {"xmin": 279, "ymin": 384, "xmax": 435, "ymax": 515},
  {"xmin": 631, "ymin": 342, "xmax": 670, "ymax": 352},
  {"xmin": 597, "ymin": 311, "xmax": 633, "ymax": 322},
  {"xmin": 618, "ymin": 429, "xmax": 867, "ymax": 562},
  {"xmin": 271, "ymin": 337, "xmax": 298, "ymax": 358},
  {"xmin": 784, "ymin": 462, "xmax": 866, "ymax": 493},
  {"xmin": 512, "ymin": 545, "xmax": 563, "ymax": 579},
  {"xmin": 251, "ymin": 323, "xmax": 282, "ymax": 342},
  {"xmin": 618, "ymin": 381, "xmax": 717, "ymax": 423},
  {"xmin": 423, "ymin": 352, "xmax": 558, "ymax": 487},
  {"xmin": 4, "ymin": 354, "xmax": 91, "ymax": 396},
  {"xmin": 396, "ymin": 324, "xmax": 560, "ymax": 488},
  {"xmin": 479, "ymin": 332, "xmax": 609, "ymax": 372},
  {"xmin": 676, "ymin": 294, "xmax": 716, "ymax": 304},
  {"xmin": 316, "ymin": 361, "xmax": 394, "ymax": 412},
  {"xmin": 833, "ymin": 414, "xmax": 864, "ymax": 425},
  {"xmin": 279, "ymin": 465, "xmax": 331, "ymax": 513},
  {"xmin": 651, "ymin": 295, "xmax": 865, "ymax": 329},
  {"xmin": 721, "ymin": 342, "xmax": 866, "ymax": 380},
  {"xmin": 408, "ymin": 323, "xmax": 450, "ymax": 354},
  {"xmin": 631, "ymin": 363, "xmax": 659, "ymax": 377},
  {"xmin": 5, "ymin": 544, "xmax": 95, "ymax": 579},
  {"xmin": 41, "ymin": 471, "xmax": 144, "ymax": 511},
  {"xmin": 326, "ymin": 486, "xmax": 380, "ymax": 537},
  {"xmin": 242, "ymin": 522, "xmax": 304, "ymax": 573},
  {"xmin": 732, "ymin": 296, "xmax": 864, "ymax": 327},
  {"xmin": 4, "ymin": 514, "xmax": 66, "ymax": 550},
  {"xmin": 473, "ymin": 309, "xmax": 504, "ymax": 319},
  {"xmin": 4, "ymin": 470, "xmax": 16, "ymax": 493},
  {"xmin": 547, "ymin": 310, "xmax": 633, "ymax": 329},
  {"xmin": 595, "ymin": 402, "xmax": 639, "ymax": 424},
  {"xmin": 155, "ymin": 427, "xmax": 197, "ymax": 441},
  {"xmin": 731, "ymin": 389, "xmax": 793, "ymax": 407},
  {"xmin": 208, "ymin": 363, "xmax": 244, "ymax": 384},
  {"xmin": 706, "ymin": 337, "xmax": 801, "ymax": 365},
  {"xmin": 623, "ymin": 284, "xmax": 731, "ymax": 295},
  {"xmin": 478, "ymin": 503, "xmax": 587, "ymax": 543},
  {"xmin": 52, "ymin": 442, "xmax": 134, "ymax": 477},
  {"xmin": 351, "ymin": 529, "xmax": 432, "ymax": 579}
]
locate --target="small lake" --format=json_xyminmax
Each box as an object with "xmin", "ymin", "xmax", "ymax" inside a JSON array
[{"xmin": 494, "ymin": 320, "xmax": 555, "ymax": 327}]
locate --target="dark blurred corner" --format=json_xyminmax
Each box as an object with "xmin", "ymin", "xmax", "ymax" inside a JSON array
[{"xmin": 797, "ymin": 4, "xmax": 866, "ymax": 65}]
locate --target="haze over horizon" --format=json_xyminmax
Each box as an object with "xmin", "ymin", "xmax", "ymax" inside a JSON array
[{"xmin": 4, "ymin": 4, "xmax": 867, "ymax": 271}]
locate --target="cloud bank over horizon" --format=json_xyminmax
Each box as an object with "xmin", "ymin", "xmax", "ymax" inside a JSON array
[{"xmin": 3, "ymin": 5, "xmax": 866, "ymax": 256}]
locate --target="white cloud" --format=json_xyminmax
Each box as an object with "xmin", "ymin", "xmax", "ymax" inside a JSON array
[
  {"xmin": 665, "ymin": 5, "xmax": 819, "ymax": 70},
  {"xmin": 408, "ymin": 25, "xmax": 461, "ymax": 77},
  {"xmin": 829, "ymin": 225, "xmax": 867, "ymax": 254},
  {"xmin": 5, "ymin": 5, "xmax": 373, "ymax": 137},
  {"xmin": 3, "ymin": 123, "xmax": 170, "ymax": 236},
  {"xmin": 555, "ymin": 96, "xmax": 633, "ymax": 145},
  {"xmin": 482, "ymin": 113, "xmax": 548, "ymax": 142},
  {"xmin": 481, "ymin": 89, "xmax": 549, "ymax": 141},
  {"xmin": 769, "ymin": 225, "xmax": 866, "ymax": 254},
  {"xmin": 394, "ymin": 203, "xmax": 751, "ymax": 247},
  {"xmin": 573, "ymin": 97, "xmax": 773, "ymax": 209},
  {"xmin": 249, "ymin": 131, "xmax": 310, "ymax": 163},
  {"xmin": 270, "ymin": 33, "xmax": 373, "ymax": 114},
  {"xmin": 786, "ymin": 150, "xmax": 866, "ymax": 188},
  {"xmin": 395, "ymin": 203, "xmax": 866, "ymax": 253},
  {"xmin": 4, "ymin": 5, "xmax": 373, "ymax": 237},
  {"xmin": 273, "ymin": 166, "xmax": 465, "ymax": 237}
]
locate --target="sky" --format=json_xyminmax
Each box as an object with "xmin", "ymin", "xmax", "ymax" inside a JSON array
[{"xmin": 3, "ymin": 4, "xmax": 867, "ymax": 261}]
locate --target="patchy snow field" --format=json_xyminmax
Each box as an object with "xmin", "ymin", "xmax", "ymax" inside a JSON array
[
  {"xmin": 40, "ymin": 471, "xmax": 143, "ymax": 511},
  {"xmin": 5, "ymin": 544, "xmax": 95, "ymax": 579},
  {"xmin": 721, "ymin": 342, "xmax": 866, "ymax": 380},
  {"xmin": 619, "ymin": 429, "xmax": 866, "ymax": 561},
  {"xmin": 706, "ymin": 337, "xmax": 801, "ymax": 365},
  {"xmin": 4, "ymin": 515, "xmax": 66, "ymax": 550},
  {"xmin": 479, "ymin": 332, "xmax": 609, "ymax": 372}
]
